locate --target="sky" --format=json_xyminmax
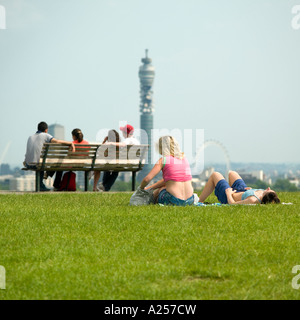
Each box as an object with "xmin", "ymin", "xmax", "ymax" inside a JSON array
[{"xmin": 0, "ymin": 0, "xmax": 300, "ymax": 168}]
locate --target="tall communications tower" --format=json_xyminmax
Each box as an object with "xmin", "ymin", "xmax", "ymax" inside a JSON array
[{"xmin": 139, "ymin": 49, "xmax": 155, "ymax": 174}]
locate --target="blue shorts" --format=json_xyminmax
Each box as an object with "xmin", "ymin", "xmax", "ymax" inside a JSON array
[
  {"xmin": 158, "ymin": 189, "xmax": 194, "ymax": 206},
  {"xmin": 215, "ymin": 179, "xmax": 248, "ymax": 204}
]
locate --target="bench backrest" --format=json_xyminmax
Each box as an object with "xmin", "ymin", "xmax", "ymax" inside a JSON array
[{"xmin": 38, "ymin": 143, "xmax": 149, "ymax": 172}]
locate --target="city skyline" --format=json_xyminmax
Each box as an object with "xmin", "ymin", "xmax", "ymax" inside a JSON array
[{"xmin": 0, "ymin": 0, "xmax": 300, "ymax": 167}]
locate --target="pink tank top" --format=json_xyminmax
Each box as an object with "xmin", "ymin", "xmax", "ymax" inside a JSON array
[{"xmin": 162, "ymin": 156, "xmax": 192, "ymax": 182}]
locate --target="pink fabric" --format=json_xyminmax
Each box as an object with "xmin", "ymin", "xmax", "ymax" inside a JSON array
[{"xmin": 162, "ymin": 156, "xmax": 192, "ymax": 182}]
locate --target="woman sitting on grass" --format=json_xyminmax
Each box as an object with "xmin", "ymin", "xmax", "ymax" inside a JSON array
[
  {"xmin": 199, "ymin": 171, "xmax": 280, "ymax": 205},
  {"xmin": 140, "ymin": 136, "xmax": 194, "ymax": 206}
]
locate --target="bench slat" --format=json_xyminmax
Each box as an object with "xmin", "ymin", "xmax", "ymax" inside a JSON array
[
  {"xmin": 26, "ymin": 143, "xmax": 149, "ymax": 191},
  {"xmin": 42, "ymin": 155, "xmax": 96, "ymax": 159},
  {"xmin": 39, "ymin": 159, "xmax": 143, "ymax": 165}
]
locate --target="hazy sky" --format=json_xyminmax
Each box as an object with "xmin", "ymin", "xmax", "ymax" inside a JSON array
[{"xmin": 0, "ymin": 0, "xmax": 300, "ymax": 167}]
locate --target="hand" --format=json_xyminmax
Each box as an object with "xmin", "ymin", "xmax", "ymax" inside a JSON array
[
  {"xmin": 225, "ymin": 188, "xmax": 237, "ymax": 204},
  {"xmin": 245, "ymin": 187, "xmax": 252, "ymax": 190},
  {"xmin": 225, "ymin": 188, "xmax": 236, "ymax": 196},
  {"xmin": 105, "ymin": 141, "xmax": 118, "ymax": 146}
]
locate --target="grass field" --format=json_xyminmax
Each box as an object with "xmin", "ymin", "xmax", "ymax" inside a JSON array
[{"xmin": 0, "ymin": 191, "xmax": 299, "ymax": 300}]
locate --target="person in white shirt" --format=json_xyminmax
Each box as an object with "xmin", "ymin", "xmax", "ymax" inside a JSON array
[
  {"xmin": 117, "ymin": 124, "xmax": 140, "ymax": 146},
  {"xmin": 24, "ymin": 121, "xmax": 75, "ymax": 191}
]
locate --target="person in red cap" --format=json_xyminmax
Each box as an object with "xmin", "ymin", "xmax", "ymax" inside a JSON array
[
  {"xmin": 94, "ymin": 124, "xmax": 140, "ymax": 192},
  {"xmin": 119, "ymin": 124, "xmax": 140, "ymax": 146}
]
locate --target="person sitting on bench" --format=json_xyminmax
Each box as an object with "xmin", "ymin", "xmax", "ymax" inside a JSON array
[{"xmin": 24, "ymin": 121, "xmax": 75, "ymax": 191}]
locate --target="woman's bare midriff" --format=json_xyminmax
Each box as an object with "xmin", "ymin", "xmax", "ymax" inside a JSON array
[
  {"xmin": 165, "ymin": 180, "xmax": 194, "ymax": 200},
  {"xmin": 232, "ymin": 192, "xmax": 244, "ymax": 202}
]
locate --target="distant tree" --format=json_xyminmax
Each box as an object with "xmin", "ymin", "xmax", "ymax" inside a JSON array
[
  {"xmin": 12, "ymin": 167, "xmax": 22, "ymax": 176},
  {"xmin": 0, "ymin": 182, "xmax": 9, "ymax": 190},
  {"xmin": 110, "ymin": 181, "xmax": 132, "ymax": 192},
  {"xmin": 256, "ymin": 180, "xmax": 270, "ymax": 189},
  {"xmin": 273, "ymin": 179, "xmax": 298, "ymax": 192},
  {"xmin": 248, "ymin": 179, "xmax": 269, "ymax": 190}
]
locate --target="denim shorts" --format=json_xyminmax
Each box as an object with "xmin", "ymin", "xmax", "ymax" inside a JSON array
[
  {"xmin": 158, "ymin": 189, "xmax": 194, "ymax": 206},
  {"xmin": 215, "ymin": 178, "xmax": 248, "ymax": 204}
]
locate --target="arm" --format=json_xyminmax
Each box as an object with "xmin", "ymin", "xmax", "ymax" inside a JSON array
[
  {"xmin": 140, "ymin": 158, "xmax": 163, "ymax": 190},
  {"xmin": 105, "ymin": 141, "xmax": 126, "ymax": 147},
  {"xmin": 51, "ymin": 138, "xmax": 75, "ymax": 152},
  {"xmin": 145, "ymin": 178, "xmax": 166, "ymax": 191},
  {"xmin": 225, "ymin": 188, "xmax": 257, "ymax": 205}
]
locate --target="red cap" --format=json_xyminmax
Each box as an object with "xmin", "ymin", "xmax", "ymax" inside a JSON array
[{"xmin": 120, "ymin": 124, "xmax": 134, "ymax": 135}]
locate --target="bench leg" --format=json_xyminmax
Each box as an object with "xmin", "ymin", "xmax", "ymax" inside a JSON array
[
  {"xmin": 35, "ymin": 171, "xmax": 40, "ymax": 192},
  {"xmin": 132, "ymin": 171, "xmax": 136, "ymax": 191},
  {"xmin": 84, "ymin": 171, "xmax": 89, "ymax": 191}
]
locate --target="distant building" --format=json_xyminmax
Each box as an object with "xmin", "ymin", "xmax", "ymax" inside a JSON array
[
  {"xmin": 76, "ymin": 172, "xmax": 86, "ymax": 191},
  {"xmin": 9, "ymin": 174, "xmax": 53, "ymax": 191},
  {"xmin": 250, "ymin": 170, "xmax": 264, "ymax": 181},
  {"xmin": 191, "ymin": 178, "xmax": 205, "ymax": 190},
  {"xmin": 48, "ymin": 124, "xmax": 65, "ymax": 140},
  {"xmin": 192, "ymin": 167, "xmax": 215, "ymax": 191},
  {"xmin": 198, "ymin": 167, "xmax": 215, "ymax": 181},
  {"xmin": 0, "ymin": 163, "xmax": 11, "ymax": 175},
  {"xmin": 117, "ymin": 172, "xmax": 131, "ymax": 183},
  {"xmin": 236, "ymin": 170, "xmax": 270, "ymax": 185},
  {"xmin": 289, "ymin": 178, "xmax": 300, "ymax": 188},
  {"xmin": 0, "ymin": 175, "xmax": 13, "ymax": 190}
]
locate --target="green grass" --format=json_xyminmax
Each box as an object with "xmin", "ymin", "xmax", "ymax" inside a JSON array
[{"xmin": 0, "ymin": 191, "xmax": 299, "ymax": 300}]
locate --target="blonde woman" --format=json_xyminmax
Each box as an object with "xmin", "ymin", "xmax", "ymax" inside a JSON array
[{"xmin": 140, "ymin": 136, "xmax": 194, "ymax": 206}]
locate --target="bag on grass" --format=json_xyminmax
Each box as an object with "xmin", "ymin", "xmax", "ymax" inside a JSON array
[
  {"xmin": 59, "ymin": 172, "xmax": 76, "ymax": 191},
  {"xmin": 130, "ymin": 186, "xmax": 154, "ymax": 206}
]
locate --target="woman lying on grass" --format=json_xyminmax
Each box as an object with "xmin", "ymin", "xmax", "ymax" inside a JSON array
[
  {"xmin": 199, "ymin": 171, "xmax": 280, "ymax": 205},
  {"xmin": 140, "ymin": 136, "xmax": 194, "ymax": 206}
]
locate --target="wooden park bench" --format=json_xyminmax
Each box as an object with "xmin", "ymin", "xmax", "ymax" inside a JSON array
[{"xmin": 23, "ymin": 143, "xmax": 149, "ymax": 192}]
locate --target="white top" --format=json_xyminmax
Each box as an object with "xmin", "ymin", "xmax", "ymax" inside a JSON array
[
  {"xmin": 124, "ymin": 137, "xmax": 140, "ymax": 145},
  {"xmin": 24, "ymin": 132, "xmax": 53, "ymax": 164}
]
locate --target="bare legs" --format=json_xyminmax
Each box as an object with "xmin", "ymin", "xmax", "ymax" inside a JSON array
[
  {"xmin": 199, "ymin": 171, "xmax": 244, "ymax": 203},
  {"xmin": 228, "ymin": 171, "xmax": 243, "ymax": 187},
  {"xmin": 93, "ymin": 171, "xmax": 101, "ymax": 191},
  {"xmin": 199, "ymin": 172, "xmax": 225, "ymax": 202}
]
